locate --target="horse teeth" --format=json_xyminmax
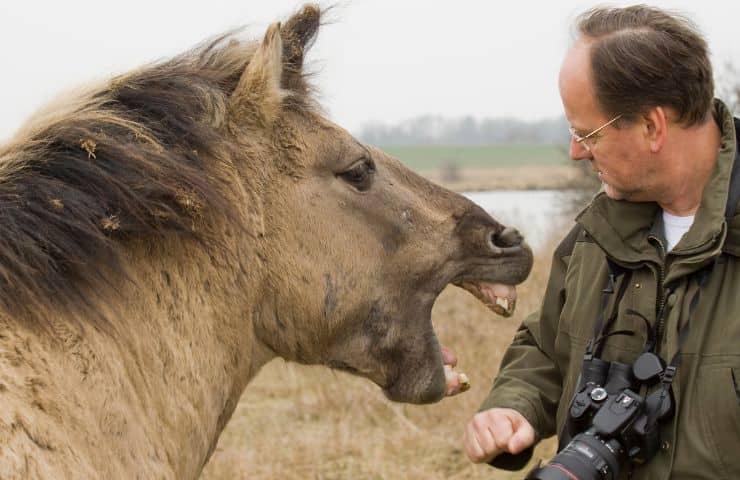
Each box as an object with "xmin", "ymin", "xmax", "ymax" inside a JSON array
[
  {"xmin": 495, "ymin": 296, "xmax": 509, "ymax": 311},
  {"xmin": 458, "ymin": 373, "xmax": 471, "ymax": 391}
]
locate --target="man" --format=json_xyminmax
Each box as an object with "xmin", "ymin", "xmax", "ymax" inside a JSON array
[{"xmin": 463, "ymin": 5, "xmax": 739, "ymax": 479}]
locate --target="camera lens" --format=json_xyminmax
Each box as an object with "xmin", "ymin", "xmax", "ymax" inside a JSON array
[{"xmin": 525, "ymin": 431, "xmax": 622, "ymax": 480}]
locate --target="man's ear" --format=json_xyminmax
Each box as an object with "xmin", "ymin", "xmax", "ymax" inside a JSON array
[{"xmin": 644, "ymin": 106, "xmax": 668, "ymax": 153}]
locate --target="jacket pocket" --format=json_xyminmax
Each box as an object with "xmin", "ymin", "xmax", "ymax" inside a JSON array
[{"xmin": 697, "ymin": 366, "xmax": 740, "ymax": 479}]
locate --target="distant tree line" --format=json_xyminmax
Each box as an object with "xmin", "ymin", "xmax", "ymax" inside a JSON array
[
  {"xmin": 357, "ymin": 115, "xmax": 570, "ymax": 146},
  {"xmin": 359, "ymin": 66, "xmax": 739, "ymax": 147}
]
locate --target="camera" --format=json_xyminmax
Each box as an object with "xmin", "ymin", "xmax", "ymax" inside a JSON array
[{"xmin": 524, "ymin": 351, "xmax": 674, "ymax": 480}]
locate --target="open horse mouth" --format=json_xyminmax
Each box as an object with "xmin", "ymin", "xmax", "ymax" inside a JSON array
[
  {"xmin": 431, "ymin": 226, "xmax": 533, "ymax": 399},
  {"xmin": 351, "ymin": 210, "xmax": 533, "ymax": 404},
  {"xmin": 437, "ymin": 281, "xmax": 519, "ymax": 396},
  {"xmin": 458, "ymin": 281, "xmax": 518, "ymax": 317},
  {"xmin": 378, "ymin": 280, "xmax": 521, "ymax": 402},
  {"xmin": 380, "ymin": 249, "xmax": 531, "ymax": 404}
]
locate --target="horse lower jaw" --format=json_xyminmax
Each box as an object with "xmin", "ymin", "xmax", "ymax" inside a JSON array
[
  {"xmin": 381, "ymin": 360, "xmax": 448, "ymax": 404},
  {"xmin": 382, "ymin": 377, "xmax": 446, "ymax": 405}
]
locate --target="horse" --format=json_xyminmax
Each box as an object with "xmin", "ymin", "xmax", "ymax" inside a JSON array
[{"xmin": 0, "ymin": 5, "xmax": 532, "ymax": 478}]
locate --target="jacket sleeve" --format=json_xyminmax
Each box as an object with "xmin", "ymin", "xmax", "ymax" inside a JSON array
[{"xmin": 478, "ymin": 228, "xmax": 576, "ymax": 442}]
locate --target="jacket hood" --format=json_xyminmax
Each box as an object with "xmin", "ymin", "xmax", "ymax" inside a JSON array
[{"xmin": 721, "ymin": 114, "xmax": 740, "ymax": 256}]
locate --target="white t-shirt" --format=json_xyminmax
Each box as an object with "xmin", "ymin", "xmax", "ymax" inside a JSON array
[{"xmin": 662, "ymin": 210, "xmax": 695, "ymax": 251}]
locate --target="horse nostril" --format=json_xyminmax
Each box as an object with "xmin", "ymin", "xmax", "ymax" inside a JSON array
[{"xmin": 491, "ymin": 227, "xmax": 523, "ymax": 249}]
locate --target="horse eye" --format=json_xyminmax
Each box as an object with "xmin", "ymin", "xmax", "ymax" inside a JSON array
[{"xmin": 339, "ymin": 158, "xmax": 375, "ymax": 191}]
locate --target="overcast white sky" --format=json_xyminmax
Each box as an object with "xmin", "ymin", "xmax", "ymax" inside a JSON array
[{"xmin": 0, "ymin": 0, "xmax": 738, "ymax": 141}]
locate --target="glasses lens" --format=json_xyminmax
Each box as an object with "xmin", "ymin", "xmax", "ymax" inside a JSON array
[{"xmin": 569, "ymin": 129, "xmax": 590, "ymax": 151}]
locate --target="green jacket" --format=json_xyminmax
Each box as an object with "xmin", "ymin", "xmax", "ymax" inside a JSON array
[{"xmin": 482, "ymin": 100, "xmax": 740, "ymax": 480}]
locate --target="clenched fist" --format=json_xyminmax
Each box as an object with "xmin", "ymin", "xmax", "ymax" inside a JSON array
[{"xmin": 463, "ymin": 408, "xmax": 535, "ymax": 463}]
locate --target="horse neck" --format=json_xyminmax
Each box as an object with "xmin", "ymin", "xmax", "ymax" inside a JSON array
[
  {"xmin": 4, "ymin": 238, "xmax": 274, "ymax": 478},
  {"xmin": 103, "ymin": 239, "xmax": 274, "ymax": 476}
]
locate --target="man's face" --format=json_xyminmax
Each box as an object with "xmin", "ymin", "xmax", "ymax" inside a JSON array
[{"xmin": 558, "ymin": 39, "xmax": 659, "ymax": 202}]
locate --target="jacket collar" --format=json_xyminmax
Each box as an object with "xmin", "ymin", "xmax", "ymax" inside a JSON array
[{"xmin": 576, "ymin": 99, "xmax": 738, "ymax": 269}]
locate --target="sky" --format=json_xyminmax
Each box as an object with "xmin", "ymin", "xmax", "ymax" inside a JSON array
[{"xmin": 0, "ymin": 0, "xmax": 738, "ymax": 141}]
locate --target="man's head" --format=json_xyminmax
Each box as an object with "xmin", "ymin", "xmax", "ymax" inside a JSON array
[
  {"xmin": 575, "ymin": 6, "xmax": 713, "ymax": 126},
  {"xmin": 559, "ymin": 6, "xmax": 715, "ymax": 202}
]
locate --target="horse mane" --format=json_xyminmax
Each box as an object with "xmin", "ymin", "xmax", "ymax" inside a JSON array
[{"xmin": 0, "ymin": 30, "xmax": 315, "ymax": 324}]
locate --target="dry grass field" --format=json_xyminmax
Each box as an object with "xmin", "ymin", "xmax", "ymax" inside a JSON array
[
  {"xmin": 201, "ymin": 239, "xmax": 563, "ymax": 480},
  {"xmin": 380, "ymin": 144, "xmax": 597, "ymax": 192},
  {"xmin": 420, "ymin": 165, "xmax": 587, "ymax": 192}
]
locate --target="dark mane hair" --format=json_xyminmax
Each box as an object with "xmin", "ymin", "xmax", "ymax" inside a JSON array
[{"xmin": 0, "ymin": 31, "xmax": 314, "ymax": 323}]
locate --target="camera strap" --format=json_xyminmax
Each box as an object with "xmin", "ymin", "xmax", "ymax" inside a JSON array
[
  {"xmin": 585, "ymin": 259, "xmax": 633, "ymax": 359},
  {"xmin": 645, "ymin": 263, "xmax": 713, "ymax": 428}
]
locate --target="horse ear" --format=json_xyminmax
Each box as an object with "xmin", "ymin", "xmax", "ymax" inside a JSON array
[
  {"xmin": 230, "ymin": 22, "xmax": 285, "ymax": 126},
  {"xmin": 229, "ymin": 5, "xmax": 320, "ymax": 125},
  {"xmin": 280, "ymin": 4, "xmax": 321, "ymax": 93}
]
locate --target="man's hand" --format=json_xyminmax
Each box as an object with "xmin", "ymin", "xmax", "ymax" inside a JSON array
[{"xmin": 463, "ymin": 408, "xmax": 535, "ymax": 463}]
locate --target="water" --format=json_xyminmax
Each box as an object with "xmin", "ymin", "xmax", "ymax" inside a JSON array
[{"xmin": 463, "ymin": 189, "xmax": 584, "ymax": 253}]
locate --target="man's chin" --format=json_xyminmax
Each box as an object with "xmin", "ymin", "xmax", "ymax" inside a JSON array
[
  {"xmin": 603, "ymin": 182, "xmax": 626, "ymax": 200},
  {"xmin": 603, "ymin": 183, "xmax": 646, "ymax": 203}
]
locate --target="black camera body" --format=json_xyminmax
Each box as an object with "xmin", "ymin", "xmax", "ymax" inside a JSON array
[{"xmin": 525, "ymin": 352, "xmax": 675, "ymax": 480}]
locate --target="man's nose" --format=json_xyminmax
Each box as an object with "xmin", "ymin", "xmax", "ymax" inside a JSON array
[{"xmin": 569, "ymin": 137, "xmax": 593, "ymax": 161}]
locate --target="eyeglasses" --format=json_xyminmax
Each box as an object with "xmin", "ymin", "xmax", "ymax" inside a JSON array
[{"xmin": 569, "ymin": 114, "xmax": 623, "ymax": 151}]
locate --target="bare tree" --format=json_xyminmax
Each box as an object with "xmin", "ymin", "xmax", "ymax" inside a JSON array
[{"xmin": 717, "ymin": 62, "xmax": 740, "ymax": 115}]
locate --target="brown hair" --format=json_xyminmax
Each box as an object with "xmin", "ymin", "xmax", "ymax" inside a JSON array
[{"xmin": 576, "ymin": 5, "xmax": 714, "ymax": 126}]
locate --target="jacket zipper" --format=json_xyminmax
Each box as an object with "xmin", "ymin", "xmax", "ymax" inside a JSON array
[{"xmin": 649, "ymin": 235, "xmax": 668, "ymax": 348}]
